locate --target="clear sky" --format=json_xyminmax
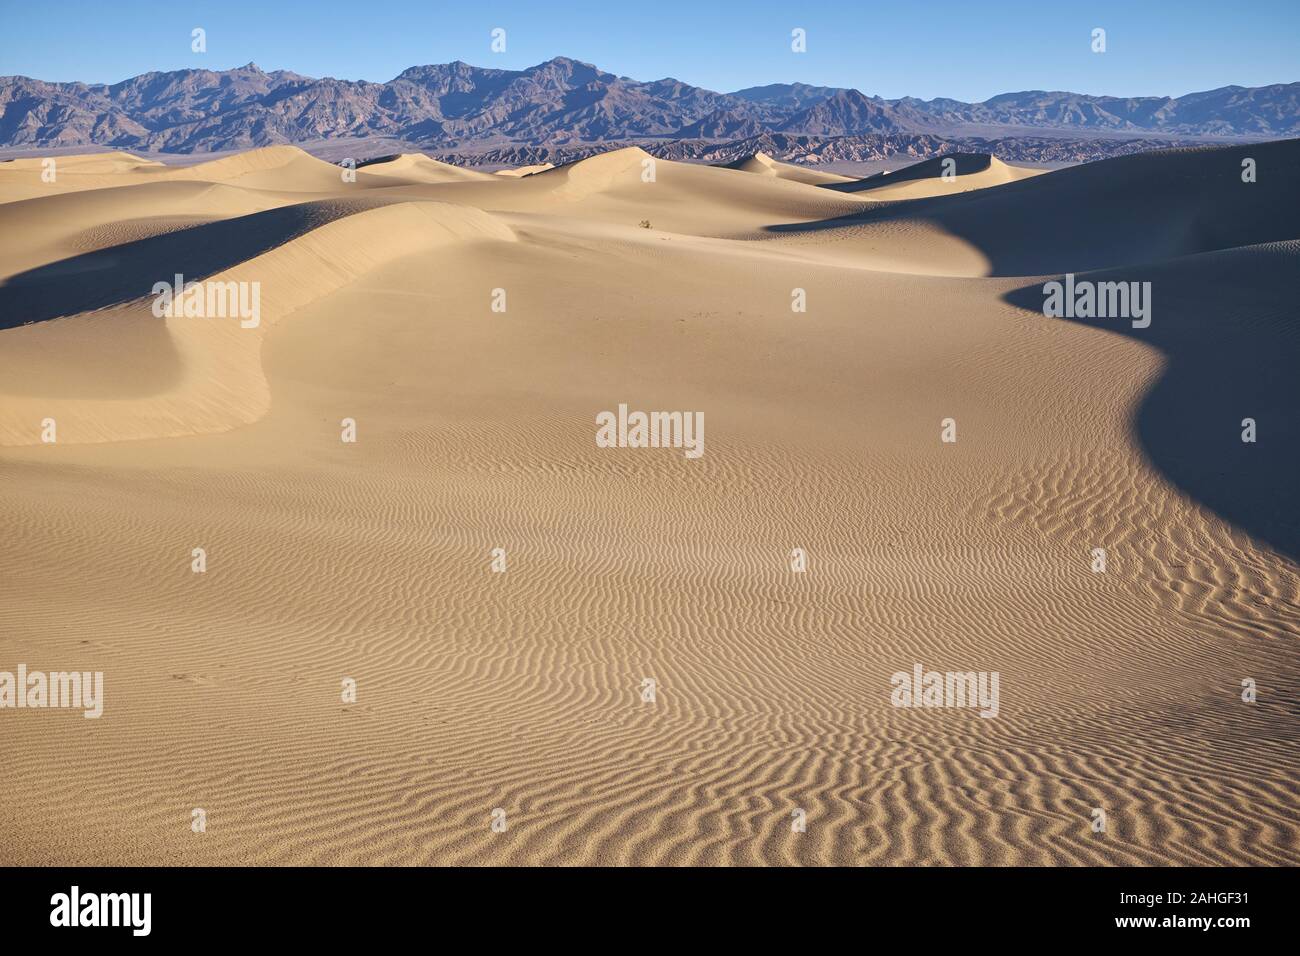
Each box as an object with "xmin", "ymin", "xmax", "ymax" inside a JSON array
[{"xmin": 2, "ymin": 0, "xmax": 1297, "ymax": 101}]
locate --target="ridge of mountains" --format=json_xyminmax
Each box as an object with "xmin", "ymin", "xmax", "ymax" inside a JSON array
[{"xmin": 2, "ymin": 57, "xmax": 1296, "ymax": 157}]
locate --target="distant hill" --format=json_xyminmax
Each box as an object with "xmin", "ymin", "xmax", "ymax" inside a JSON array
[{"xmin": 1, "ymin": 57, "xmax": 1295, "ymax": 157}]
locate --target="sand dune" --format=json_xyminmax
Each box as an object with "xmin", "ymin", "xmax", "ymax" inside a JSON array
[
  {"xmin": 761, "ymin": 140, "xmax": 1300, "ymax": 276},
  {"xmin": 0, "ymin": 145, "xmax": 494, "ymax": 202},
  {"xmin": 1, "ymin": 151, "xmax": 158, "ymax": 173},
  {"xmin": 825, "ymin": 152, "xmax": 1041, "ymax": 199},
  {"xmin": 0, "ymin": 199, "xmax": 515, "ymax": 443},
  {"xmin": 495, "ymin": 163, "xmax": 556, "ymax": 178},
  {"xmin": 357, "ymin": 153, "xmax": 499, "ymax": 184},
  {"xmin": 0, "ymin": 181, "xmax": 283, "ymax": 277},
  {"xmin": 130, "ymin": 145, "xmax": 357, "ymax": 192},
  {"xmin": 0, "ymin": 137, "xmax": 1296, "ymax": 866},
  {"xmin": 0, "ymin": 145, "xmax": 348, "ymax": 200},
  {"xmin": 721, "ymin": 151, "xmax": 858, "ymax": 186},
  {"xmin": 496, "ymin": 146, "xmax": 869, "ymax": 233}
]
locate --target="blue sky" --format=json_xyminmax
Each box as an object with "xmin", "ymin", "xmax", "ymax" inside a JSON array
[{"xmin": 2, "ymin": 0, "xmax": 1297, "ymax": 100}]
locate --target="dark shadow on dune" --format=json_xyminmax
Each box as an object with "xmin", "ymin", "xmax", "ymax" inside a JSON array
[
  {"xmin": 822, "ymin": 152, "xmax": 993, "ymax": 193},
  {"xmin": 1003, "ymin": 242, "xmax": 1300, "ymax": 563},
  {"xmin": 0, "ymin": 196, "xmax": 390, "ymax": 330},
  {"xmin": 770, "ymin": 139, "xmax": 1300, "ymax": 277},
  {"xmin": 356, "ymin": 154, "xmax": 404, "ymax": 169}
]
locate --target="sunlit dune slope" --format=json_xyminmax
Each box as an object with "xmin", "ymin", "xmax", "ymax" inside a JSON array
[{"xmin": 720, "ymin": 150, "xmax": 858, "ymax": 186}]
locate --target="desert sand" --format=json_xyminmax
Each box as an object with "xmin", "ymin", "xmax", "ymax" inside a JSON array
[
  {"xmin": 827, "ymin": 152, "xmax": 1042, "ymax": 198},
  {"xmin": 0, "ymin": 140, "xmax": 1297, "ymax": 865},
  {"xmin": 495, "ymin": 162, "xmax": 556, "ymax": 178},
  {"xmin": 720, "ymin": 150, "xmax": 860, "ymax": 186}
]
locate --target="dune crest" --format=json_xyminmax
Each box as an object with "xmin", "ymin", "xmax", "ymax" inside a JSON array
[
  {"xmin": 495, "ymin": 162, "xmax": 556, "ymax": 178},
  {"xmin": 357, "ymin": 153, "xmax": 498, "ymax": 184},
  {"xmin": 827, "ymin": 152, "xmax": 1042, "ymax": 199},
  {"xmin": 0, "ymin": 200, "xmax": 515, "ymax": 446},
  {"xmin": 760, "ymin": 140, "xmax": 1299, "ymax": 277},
  {"xmin": 133, "ymin": 145, "xmax": 357, "ymax": 192},
  {"xmin": 723, "ymin": 150, "xmax": 857, "ymax": 186}
]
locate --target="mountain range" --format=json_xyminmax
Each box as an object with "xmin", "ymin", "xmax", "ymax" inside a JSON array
[{"xmin": 2, "ymin": 57, "xmax": 1296, "ymax": 157}]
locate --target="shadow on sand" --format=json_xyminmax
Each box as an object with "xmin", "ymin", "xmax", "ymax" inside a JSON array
[
  {"xmin": 0, "ymin": 197, "xmax": 386, "ymax": 331},
  {"xmin": 821, "ymin": 152, "xmax": 995, "ymax": 193},
  {"xmin": 772, "ymin": 139, "xmax": 1300, "ymax": 277},
  {"xmin": 1003, "ymin": 243, "xmax": 1300, "ymax": 563}
]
